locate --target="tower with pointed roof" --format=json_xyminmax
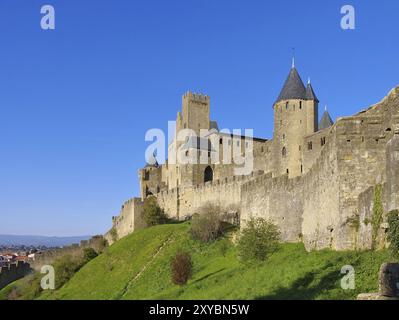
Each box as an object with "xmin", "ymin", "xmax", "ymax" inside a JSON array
[
  {"xmin": 319, "ymin": 106, "xmax": 334, "ymax": 130},
  {"xmin": 273, "ymin": 62, "xmax": 319, "ymax": 178}
]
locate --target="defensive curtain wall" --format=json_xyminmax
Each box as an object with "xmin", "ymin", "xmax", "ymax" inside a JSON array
[
  {"xmin": 106, "ymin": 87, "xmax": 399, "ymax": 251},
  {"xmin": 0, "ymin": 261, "xmax": 31, "ymax": 290}
]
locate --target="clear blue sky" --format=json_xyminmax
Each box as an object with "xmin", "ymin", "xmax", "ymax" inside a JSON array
[{"xmin": 0, "ymin": 0, "xmax": 398, "ymax": 236}]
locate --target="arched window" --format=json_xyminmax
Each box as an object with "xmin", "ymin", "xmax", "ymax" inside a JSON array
[
  {"xmin": 282, "ymin": 147, "xmax": 287, "ymax": 157},
  {"xmin": 204, "ymin": 166, "xmax": 213, "ymax": 183}
]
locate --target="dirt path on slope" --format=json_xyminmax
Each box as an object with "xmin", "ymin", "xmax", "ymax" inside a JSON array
[{"xmin": 116, "ymin": 235, "xmax": 174, "ymax": 299}]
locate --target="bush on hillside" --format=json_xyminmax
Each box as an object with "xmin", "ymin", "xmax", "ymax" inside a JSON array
[
  {"xmin": 170, "ymin": 251, "xmax": 193, "ymax": 286},
  {"xmin": 387, "ymin": 210, "xmax": 399, "ymax": 259},
  {"xmin": 53, "ymin": 254, "xmax": 85, "ymax": 289},
  {"xmin": 142, "ymin": 196, "xmax": 168, "ymax": 226},
  {"xmin": 190, "ymin": 204, "xmax": 224, "ymax": 243},
  {"xmin": 110, "ymin": 227, "xmax": 118, "ymax": 243},
  {"xmin": 83, "ymin": 247, "xmax": 98, "ymax": 263},
  {"xmin": 5, "ymin": 273, "xmax": 43, "ymax": 301},
  {"xmin": 238, "ymin": 218, "xmax": 281, "ymax": 264}
]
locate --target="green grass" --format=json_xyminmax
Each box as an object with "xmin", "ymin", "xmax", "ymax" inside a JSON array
[
  {"xmin": 0, "ymin": 273, "xmax": 42, "ymax": 300},
  {"xmin": 1, "ymin": 222, "xmax": 392, "ymax": 300}
]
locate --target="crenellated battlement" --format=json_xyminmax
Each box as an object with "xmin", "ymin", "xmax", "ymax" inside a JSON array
[
  {"xmin": 183, "ymin": 91, "xmax": 210, "ymax": 102},
  {"xmin": 106, "ymin": 70, "xmax": 399, "ymax": 252}
]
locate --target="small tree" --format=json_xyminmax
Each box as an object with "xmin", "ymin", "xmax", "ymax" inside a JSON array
[
  {"xmin": 110, "ymin": 227, "xmax": 118, "ymax": 243},
  {"xmin": 142, "ymin": 196, "xmax": 168, "ymax": 226},
  {"xmin": 53, "ymin": 254, "xmax": 84, "ymax": 289},
  {"xmin": 83, "ymin": 247, "xmax": 98, "ymax": 263},
  {"xmin": 190, "ymin": 204, "xmax": 223, "ymax": 243},
  {"xmin": 387, "ymin": 210, "xmax": 399, "ymax": 259},
  {"xmin": 171, "ymin": 251, "xmax": 193, "ymax": 286},
  {"xmin": 238, "ymin": 218, "xmax": 281, "ymax": 264}
]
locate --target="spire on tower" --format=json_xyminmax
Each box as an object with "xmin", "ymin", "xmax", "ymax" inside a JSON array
[
  {"xmin": 305, "ymin": 78, "xmax": 319, "ymax": 102},
  {"xmin": 275, "ymin": 66, "xmax": 306, "ymax": 104},
  {"xmin": 291, "ymin": 47, "xmax": 295, "ymax": 69},
  {"xmin": 319, "ymin": 108, "xmax": 334, "ymax": 130}
]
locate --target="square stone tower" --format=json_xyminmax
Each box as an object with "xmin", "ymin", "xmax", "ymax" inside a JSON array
[
  {"xmin": 176, "ymin": 91, "xmax": 211, "ymax": 136},
  {"xmin": 168, "ymin": 91, "xmax": 213, "ymax": 189}
]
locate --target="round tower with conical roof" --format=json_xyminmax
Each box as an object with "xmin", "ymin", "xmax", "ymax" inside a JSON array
[{"xmin": 273, "ymin": 63, "xmax": 319, "ymax": 178}]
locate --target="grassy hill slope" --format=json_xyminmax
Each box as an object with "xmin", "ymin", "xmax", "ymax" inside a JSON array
[{"xmin": 27, "ymin": 222, "xmax": 391, "ymax": 300}]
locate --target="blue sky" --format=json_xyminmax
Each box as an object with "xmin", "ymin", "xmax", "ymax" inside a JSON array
[{"xmin": 0, "ymin": 0, "xmax": 398, "ymax": 236}]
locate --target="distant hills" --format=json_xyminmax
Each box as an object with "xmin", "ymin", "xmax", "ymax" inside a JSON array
[{"xmin": 0, "ymin": 234, "xmax": 92, "ymax": 247}]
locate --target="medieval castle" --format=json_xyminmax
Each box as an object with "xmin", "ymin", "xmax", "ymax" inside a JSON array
[{"xmin": 105, "ymin": 62, "xmax": 399, "ymax": 252}]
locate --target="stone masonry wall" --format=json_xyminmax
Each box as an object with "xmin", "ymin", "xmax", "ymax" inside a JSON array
[
  {"xmin": 241, "ymin": 124, "xmax": 340, "ymax": 250},
  {"xmin": 0, "ymin": 262, "xmax": 31, "ymax": 290},
  {"xmin": 157, "ymin": 172, "xmax": 264, "ymax": 220},
  {"xmin": 106, "ymin": 86, "xmax": 399, "ymax": 252},
  {"xmin": 105, "ymin": 198, "xmax": 145, "ymax": 245}
]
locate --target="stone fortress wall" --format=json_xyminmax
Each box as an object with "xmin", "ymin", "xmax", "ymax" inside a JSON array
[
  {"xmin": 30, "ymin": 235, "xmax": 106, "ymax": 272},
  {"xmin": 105, "ymin": 64, "xmax": 399, "ymax": 252},
  {"xmin": 0, "ymin": 261, "xmax": 31, "ymax": 290}
]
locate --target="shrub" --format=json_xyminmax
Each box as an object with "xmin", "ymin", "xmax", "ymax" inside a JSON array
[
  {"xmin": 110, "ymin": 227, "xmax": 118, "ymax": 243},
  {"xmin": 372, "ymin": 184, "xmax": 383, "ymax": 246},
  {"xmin": 170, "ymin": 251, "xmax": 193, "ymax": 286},
  {"xmin": 142, "ymin": 196, "xmax": 168, "ymax": 226},
  {"xmin": 219, "ymin": 240, "xmax": 230, "ymax": 257},
  {"xmin": 387, "ymin": 210, "xmax": 399, "ymax": 259},
  {"xmin": 238, "ymin": 218, "xmax": 281, "ymax": 264},
  {"xmin": 7, "ymin": 286, "xmax": 22, "ymax": 300},
  {"xmin": 190, "ymin": 204, "xmax": 224, "ymax": 243},
  {"xmin": 53, "ymin": 254, "xmax": 85, "ymax": 289},
  {"xmin": 5, "ymin": 273, "xmax": 43, "ymax": 301},
  {"xmin": 83, "ymin": 247, "xmax": 98, "ymax": 263}
]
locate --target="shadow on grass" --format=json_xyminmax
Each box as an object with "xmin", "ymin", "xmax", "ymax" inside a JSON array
[
  {"xmin": 191, "ymin": 268, "xmax": 226, "ymax": 284},
  {"xmin": 255, "ymin": 268, "xmax": 340, "ymax": 300}
]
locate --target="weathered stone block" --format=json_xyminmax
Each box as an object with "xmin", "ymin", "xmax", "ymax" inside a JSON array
[{"xmin": 379, "ymin": 263, "xmax": 399, "ymax": 297}]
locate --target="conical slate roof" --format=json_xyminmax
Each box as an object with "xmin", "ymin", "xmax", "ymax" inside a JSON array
[
  {"xmin": 276, "ymin": 67, "xmax": 306, "ymax": 103},
  {"xmin": 319, "ymin": 110, "xmax": 334, "ymax": 130},
  {"xmin": 305, "ymin": 82, "xmax": 319, "ymax": 102}
]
